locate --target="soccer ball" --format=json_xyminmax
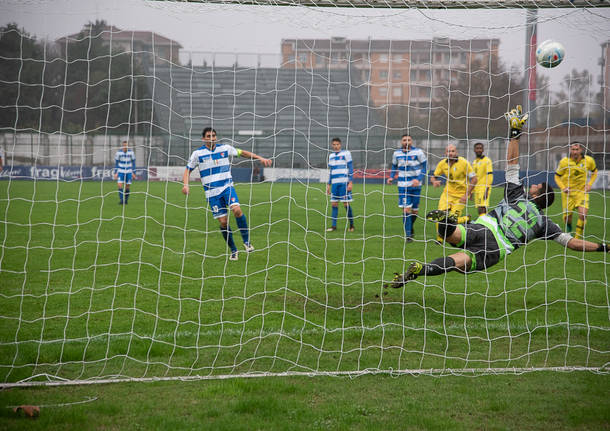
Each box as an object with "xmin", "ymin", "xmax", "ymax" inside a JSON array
[{"xmin": 536, "ymin": 40, "xmax": 565, "ymax": 68}]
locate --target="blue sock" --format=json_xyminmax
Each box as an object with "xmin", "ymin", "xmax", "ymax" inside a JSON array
[
  {"xmin": 403, "ymin": 213, "xmax": 412, "ymax": 236},
  {"xmin": 409, "ymin": 213, "xmax": 416, "ymax": 232},
  {"xmin": 346, "ymin": 205, "xmax": 354, "ymax": 226},
  {"xmin": 331, "ymin": 206, "xmax": 338, "ymax": 227},
  {"xmin": 125, "ymin": 188, "xmax": 130, "ymax": 203},
  {"xmin": 235, "ymin": 214, "xmax": 250, "ymax": 245},
  {"xmin": 118, "ymin": 188, "xmax": 124, "ymax": 203},
  {"xmin": 220, "ymin": 226, "xmax": 237, "ymax": 252}
]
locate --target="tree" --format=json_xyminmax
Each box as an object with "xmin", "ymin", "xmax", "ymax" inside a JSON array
[
  {"xmin": 59, "ymin": 20, "xmax": 148, "ymax": 134},
  {"xmin": 1, "ymin": 20, "xmax": 149, "ymax": 135},
  {"xmin": 426, "ymin": 59, "xmax": 524, "ymax": 140},
  {"xmin": 546, "ymin": 69, "xmax": 596, "ymax": 126},
  {"xmin": 0, "ymin": 23, "xmax": 50, "ymax": 131}
]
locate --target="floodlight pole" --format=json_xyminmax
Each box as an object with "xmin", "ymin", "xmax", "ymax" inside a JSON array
[{"xmin": 524, "ymin": 9, "xmax": 537, "ymax": 130}]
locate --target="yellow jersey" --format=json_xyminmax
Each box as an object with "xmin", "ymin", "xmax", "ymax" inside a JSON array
[
  {"xmin": 434, "ymin": 157, "xmax": 475, "ymax": 198},
  {"xmin": 555, "ymin": 155, "xmax": 597, "ymax": 192},
  {"xmin": 472, "ymin": 155, "xmax": 493, "ymax": 190}
]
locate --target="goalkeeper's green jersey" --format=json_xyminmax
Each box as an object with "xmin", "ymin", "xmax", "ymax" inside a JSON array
[{"xmin": 487, "ymin": 167, "xmax": 562, "ymax": 254}]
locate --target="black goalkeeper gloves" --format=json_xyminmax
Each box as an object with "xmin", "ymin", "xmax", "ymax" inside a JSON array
[
  {"xmin": 597, "ymin": 243, "xmax": 609, "ymax": 253},
  {"xmin": 504, "ymin": 105, "xmax": 529, "ymax": 139}
]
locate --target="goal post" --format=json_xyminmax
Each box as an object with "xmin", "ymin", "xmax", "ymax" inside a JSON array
[{"xmin": 0, "ymin": 1, "xmax": 609, "ymax": 387}]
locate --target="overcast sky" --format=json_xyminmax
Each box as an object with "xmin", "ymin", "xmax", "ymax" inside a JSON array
[{"xmin": 2, "ymin": 0, "xmax": 609, "ymax": 89}]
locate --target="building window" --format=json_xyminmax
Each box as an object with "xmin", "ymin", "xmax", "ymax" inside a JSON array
[
  {"xmin": 379, "ymin": 87, "xmax": 388, "ymax": 96},
  {"xmin": 410, "ymin": 69, "xmax": 417, "ymax": 81},
  {"xmin": 393, "ymin": 71, "xmax": 402, "ymax": 79},
  {"xmin": 331, "ymin": 53, "xmax": 342, "ymax": 64},
  {"xmin": 393, "ymin": 54, "xmax": 402, "ymax": 63},
  {"xmin": 393, "ymin": 87, "xmax": 402, "ymax": 97},
  {"xmin": 298, "ymin": 53, "xmax": 308, "ymax": 64},
  {"xmin": 379, "ymin": 54, "xmax": 388, "ymax": 63},
  {"xmin": 380, "ymin": 70, "xmax": 388, "ymax": 79}
]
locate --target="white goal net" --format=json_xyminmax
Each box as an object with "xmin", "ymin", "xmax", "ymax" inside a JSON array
[{"xmin": 0, "ymin": 0, "xmax": 608, "ymax": 386}]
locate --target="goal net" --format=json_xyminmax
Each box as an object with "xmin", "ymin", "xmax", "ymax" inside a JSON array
[{"xmin": 0, "ymin": 1, "xmax": 608, "ymax": 386}]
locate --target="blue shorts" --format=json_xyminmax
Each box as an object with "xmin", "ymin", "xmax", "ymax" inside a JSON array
[
  {"xmin": 117, "ymin": 172, "xmax": 133, "ymax": 185},
  {"xmin": 398, "ymin": 187, "xmax": 421, "ymax": 210},
  {"xmin": 330, "ymin": 183, "xmax": 353, "ymax": 203},
  {"xmin": 208, "ymin": 186, "xmax": 240, "ymax": 219}
]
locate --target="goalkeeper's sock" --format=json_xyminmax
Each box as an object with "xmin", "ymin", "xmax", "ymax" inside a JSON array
[
  {"xmin": 423, "ymin": 257, "xmax": 457, "ymax": 276},
  {"xmin": 235, "ymin": 214, "xmax": 250, "ymax": 245},
  {"xmin": 331, "ymin": 206, "xmax": 338, "ymax": 228},
  {"xmin": 575, "ymin": 219, "xmax": 585, "ymax": 239},
  {"xmin": 125, "ymin": 188, "xmax": 130, "ymax": 204},
  {"xmin": 118, "ymin": 188, "xmax": 124, "ymax": 204},
  {"xmin": 220, "ymin": 226, "xmax": 237, "ymax": 252},
  {"xmin": 403, "ymin": 213, "xmax": 412, "ymax": 237},
  {"xmin": 346, "ymin": 205, "xmax": 354, "ymax": 227}
]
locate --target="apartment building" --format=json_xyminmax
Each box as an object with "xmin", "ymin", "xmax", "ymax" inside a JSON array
[{"xmin": 281, "ymin": 37, "xmax": 499, "ymax": 106}]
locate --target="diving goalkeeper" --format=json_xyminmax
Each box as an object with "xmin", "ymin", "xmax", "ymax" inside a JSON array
[{"xmin": 386, "ymin": 106, "xmax": 609, "ymax": 289}]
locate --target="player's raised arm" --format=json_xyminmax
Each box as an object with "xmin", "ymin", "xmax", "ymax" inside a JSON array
[
  {"xmin": 505, "ymin": 105, "xmax": 528, "ymax": 166},
  {"xmin": 240, "ymin": 149, "xmax": 272, "ymax": 167}
]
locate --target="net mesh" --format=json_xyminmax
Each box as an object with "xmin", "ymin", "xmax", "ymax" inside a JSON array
[{"xmin": 0, "ymin": 2, "xmax": 608, "ymax": 386}]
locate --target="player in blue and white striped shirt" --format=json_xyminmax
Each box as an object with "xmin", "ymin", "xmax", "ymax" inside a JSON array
[
  {"xmin": 113, "ymin": 140, "xmax": 136, "ymax": 205},
  {"xmin": 182, "ymin": 127, "xmax": 272, "ymax": 261},
  {"xmin": 387, "ymin": 135, "xmax": 427, "ymax": 241},
  {"xmin": 326, "ymin": 137, "xmax": 355, "ymax": 232}
]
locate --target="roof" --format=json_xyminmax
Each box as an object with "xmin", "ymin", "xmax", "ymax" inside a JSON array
[
  {"xmin": 56, "ymin": 25, "xmax": 182, "ymax": 48},
  {"xmin": 283, "ymin": 38, "xmax": 499, "ymax": 53}
]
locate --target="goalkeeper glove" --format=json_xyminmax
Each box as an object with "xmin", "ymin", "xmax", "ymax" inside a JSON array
[
  {"xmin": 504, "ymin": 105, "xmax": 529, "ymax": 139},
  {"xmin": 597, "ymin": 243, "xmax": 609, "ymax": 253}
]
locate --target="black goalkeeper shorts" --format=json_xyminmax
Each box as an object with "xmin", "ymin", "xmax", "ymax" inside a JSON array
[{"xmin": 460, "ymin": 223, "xmax": 501, "ymax": 272}]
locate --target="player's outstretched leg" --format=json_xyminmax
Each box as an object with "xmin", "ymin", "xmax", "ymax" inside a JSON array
[
  {"xmin": 427, "ymin": 209, "xmax": 459, "ymax": 241},
  {"xmin": 403, "ymin": 211, "xmax": 413, "ymax": 240},
  {"xmin": 346, "ymin": 204, "xmax": 355, "ymax": 231},
  {"xmin": 409, "ymin": 213, "xmax": 417, "ymax": 236},
  {"xmin": 235, "ymin": 214, "xmax": 253, "ymax": 251},
  {"xmin": 327, "ymin": 205, "xmax": 338, "ymax": 232},
  {"xmin": 384, "ymin": 262, "xmax": 423, "ymax": 289},
  {"xmin": 219, "ymin": 225, "xmax": 238, "ymax": 260},
  {"xmin": 383, "ymin": 256, "xmax": 459, "ymax": 289}
]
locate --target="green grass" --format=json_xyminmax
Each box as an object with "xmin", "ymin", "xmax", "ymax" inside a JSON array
[
  {"xmin": 0, "ymin": 180, "xmax": 608, "ymax": 385},
  {"xmin": 0, "ymin": 373, "xmax": 609, "ymax": 430}
]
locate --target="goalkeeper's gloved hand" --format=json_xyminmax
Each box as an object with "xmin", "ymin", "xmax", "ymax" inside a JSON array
[
  {"xmin": 504, "ymin": 105, "xmax": 529, "ymax": 139},
  {"xmin": 597, "ymin": 243, "xmax": 609, "ymax": 253}
]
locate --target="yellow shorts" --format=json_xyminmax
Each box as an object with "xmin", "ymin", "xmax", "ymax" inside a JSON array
[
  {"xmin": 561, "ymin": 191, "xmax": 589, "ymax": 212},
  {"xmin": 438, "ymin": 192, "xmax": 465, "ymax": 216},
  {"xmin": 474, "ymin": 187, "xmax": 491, "ymax": 208}
]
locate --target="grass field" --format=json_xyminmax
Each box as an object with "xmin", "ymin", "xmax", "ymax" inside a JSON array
[{"xmin": 0, "ymin": 180, "xmax": 608, "ymax": 386}]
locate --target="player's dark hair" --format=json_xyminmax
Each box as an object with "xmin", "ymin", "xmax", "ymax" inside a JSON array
[
  {"xmin": 202, "ymin": 127, "xmax": 217, "ymax": 138},
  {"xmin": 331, "ymin": 137, "xmax": 341, "ymax": 143},
  {"xmin": 401, "ymin": 133, "xmax": 411, "ymax": 139},
  {"xmin": 532, "ymin": 182, "xmax": 555, "ymax": 210},
  {"xmin": 474, "ymin": 142, "xmax": 484, "ymax": 148}
]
